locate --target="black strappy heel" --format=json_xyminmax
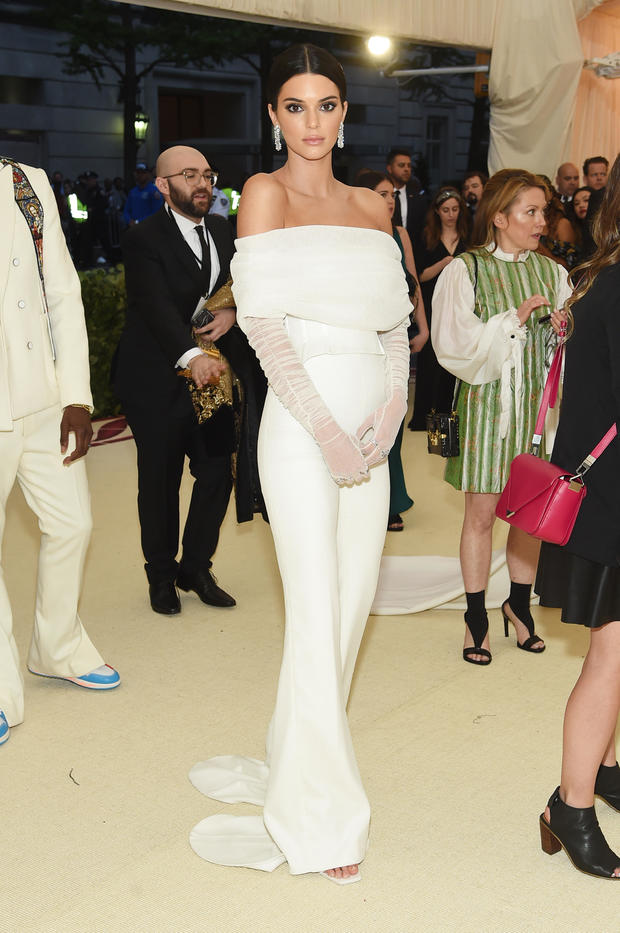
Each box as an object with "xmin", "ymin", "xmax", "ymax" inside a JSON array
[
  {"xmin": 501, "ymin": 600, "xmax": 545, "ymax": 652},
  {"xmin": 540, "ymin": 787, "xmax": 620, "ymax": 878},
  {"xmin": 463, "ymin": 609, "xmax": 492, "ymax": 666}
]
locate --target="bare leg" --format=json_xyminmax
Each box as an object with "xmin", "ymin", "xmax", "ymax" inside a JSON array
[
  {"xmin": 544, "ymin": 621, "xmax": 620, "ymax": 875},
  {"xmin": 561, "ymin": 621, "xmax": 620, "ymax": 806},
  {"xmin": 504, "ymin": 526, "xmax": 544, "ymax": 649},
  {"xmin": 460, "ymin": 492, "xmax": 499, "ymax": 661}
]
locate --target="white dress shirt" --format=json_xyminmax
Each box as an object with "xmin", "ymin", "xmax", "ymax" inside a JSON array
[
  {"xmin": 166, "ymin": 206, "xmax": 221, "ymax": 368},
  {"xmin": 396, "ymin": 186, "xmax": 408, "ymax": 227}
]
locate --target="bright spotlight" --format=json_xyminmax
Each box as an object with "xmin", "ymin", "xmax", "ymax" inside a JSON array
[{"xmin": 367, "ymin": 36, "xmax": 392, "ymax": 57}]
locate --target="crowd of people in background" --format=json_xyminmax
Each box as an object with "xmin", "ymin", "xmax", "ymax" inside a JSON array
[{"xmin": 49, "ymin": 162, "xmax": 242, "ymax": 269}]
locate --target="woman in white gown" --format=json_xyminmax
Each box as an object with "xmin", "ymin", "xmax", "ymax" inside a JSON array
[{"xmin": 189, "ymin": 44, "xmax": 411, "ymax": 883}]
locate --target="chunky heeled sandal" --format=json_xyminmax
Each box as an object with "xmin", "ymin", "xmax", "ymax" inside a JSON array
[
  {"xmin": 387, "ymin": 513, "xmax": 404, "ymax": 532},
  {"xmin": 595, "ymin": 762, "xmax": 620, "ymax": 812},
  {"xmin": 463, "ymin": 609, "xmax": 492, "ymax": 666},
  {"xmin": 539, "ymin": 786, "xmax": 620, "ymax": 878},
  {"xmin": 501, "ymin": 600, "xmax": 545, "ymax": 653}
]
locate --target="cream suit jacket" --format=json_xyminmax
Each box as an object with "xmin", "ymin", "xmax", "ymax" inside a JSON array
[{"xmin": 0, "ymin": 161, "xmax": 92, "ymax": 431}]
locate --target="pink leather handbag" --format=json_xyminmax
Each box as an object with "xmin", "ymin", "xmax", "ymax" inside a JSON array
[{"xmin": 496, "ymin": 339, "xmax": 616, "ymax": 545}]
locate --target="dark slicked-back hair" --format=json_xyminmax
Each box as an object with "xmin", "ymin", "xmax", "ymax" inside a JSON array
[
  {"xmin": 387, "ymin": 148, "xmax": 412, "ymax": 164},
  {"xmin": 266, "ymin": 44, "xmax": 347, "ymax": 109}
]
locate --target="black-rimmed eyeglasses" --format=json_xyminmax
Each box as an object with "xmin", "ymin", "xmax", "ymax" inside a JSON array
[{"xmin": 164, "ymin": 169, "xmax": 218, "ymax": 187}]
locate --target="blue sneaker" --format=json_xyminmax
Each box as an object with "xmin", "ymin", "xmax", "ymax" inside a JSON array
[
  {"xmin": 0, "ymin": 711, "xmax": 9, "ymax": 745},
  {"xmin": 28, "ymin": 664, "xmax": 121, "ymax": 690}
]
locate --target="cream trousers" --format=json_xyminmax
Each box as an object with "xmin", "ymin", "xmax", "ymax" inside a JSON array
[{"xmin": 0, "ymin": 405, "xmax": 103, "ymax": 725}]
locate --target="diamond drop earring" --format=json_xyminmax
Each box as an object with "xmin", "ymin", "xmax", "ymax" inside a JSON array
[
  {"xmin": 274, "ymin": 124, "xmax": 282, "ymax": 152},
  {"xmin": 337, "ymin": 122, "xmax": 344, "ymax": 149}
]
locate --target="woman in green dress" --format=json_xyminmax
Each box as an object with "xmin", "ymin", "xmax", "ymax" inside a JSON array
[{"xmin": 432, "ymin": 169, "xmax": 572, "ymax": 665}]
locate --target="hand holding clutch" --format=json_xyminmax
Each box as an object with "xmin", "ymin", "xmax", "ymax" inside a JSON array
[{"xmin": 356, "ymin": 391, "xmax": 407, "ymax": 467}]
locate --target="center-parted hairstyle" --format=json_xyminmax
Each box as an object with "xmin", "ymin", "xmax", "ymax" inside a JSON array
[
  {"xmin": 266, "ymin": 44, "xmax": 347, "ymax": 109},
  {"xmin": 471, "ymin": 168, "xmax": 548, "ymax": 250},
  {"xmin": 424, "ymin": 186, "xmax": 469, "ymax": 250}
]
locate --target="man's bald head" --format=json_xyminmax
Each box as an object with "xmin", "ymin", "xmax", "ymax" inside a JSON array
[
  {"xmin": 154, "ymin": 146, "xmax": 213, "ymax": 221},
  {"xmin": 155, "ymin": 145, "xmax": 208, "ymax": 179},
  {"xmin": 556, "ymin": 162, "xmax": 579, "ymax": 198}
]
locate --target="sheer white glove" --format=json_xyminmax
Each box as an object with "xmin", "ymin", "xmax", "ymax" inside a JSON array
[
  {"xmin": 243, "ymin": 317, "xmax": 369, "ymax": 486},
  {"xmin": 356, "ymin": 321, "xmax": 409, "ymax": 467},
  {"xmin": 356, "ymin": 390, "xmax": 407, "ymax": 466}
]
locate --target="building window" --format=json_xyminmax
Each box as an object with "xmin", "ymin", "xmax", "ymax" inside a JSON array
[
  {"xmin": 158, "ymin": 89, "xmax": 245, "ymax": 145},
  {"xmin": 0, "ymin": 75, "xmax": 44, "ymax": 106},
  {"xmin": 425, "ymin": 115, "xmax": 448, "ymax": 187}
]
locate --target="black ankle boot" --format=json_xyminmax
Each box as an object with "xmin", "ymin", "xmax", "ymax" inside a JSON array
[
  {"xmin": 595, "ymin": 762, "xmax": 620, "ymax": 812},
  {"xmin": 539, "ymin": 786, "xmax": 620, "ymax": 878}
]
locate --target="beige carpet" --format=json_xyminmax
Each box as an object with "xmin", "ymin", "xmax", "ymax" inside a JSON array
[{"xmin": 1, "ymin": 426, "xmax": 618, "ymax": 933}]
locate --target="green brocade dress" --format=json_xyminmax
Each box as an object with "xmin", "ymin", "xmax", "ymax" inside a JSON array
[{"xmin": 443, "ymin": 250, "xmax": 565, "ymax": 493}]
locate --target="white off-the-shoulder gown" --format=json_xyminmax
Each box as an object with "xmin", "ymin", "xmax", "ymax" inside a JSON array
[{"xmin": 189, "ymin": 226, "xmax": 411, "ymax": 876}]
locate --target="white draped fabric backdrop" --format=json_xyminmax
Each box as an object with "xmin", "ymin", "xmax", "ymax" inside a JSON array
[{"xmin": 119, "ymin": 0, "xmax": 619, "ymax": 177}]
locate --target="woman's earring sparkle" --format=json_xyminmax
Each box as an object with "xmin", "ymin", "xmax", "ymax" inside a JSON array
[
  {"xmin": 274, "ymin": 124, "xmax": 282, "ymax": 152},
  {"xmin": 337, "ymin": 122, "xmax": 345, "ymax": 149}
]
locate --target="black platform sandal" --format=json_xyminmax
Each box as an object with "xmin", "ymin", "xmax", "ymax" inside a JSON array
[
  {"xmin": 463, "ymin": 609, "xmax": 492, "ymax": 666},
  {"xmin": 595, "ymin": 762, "xmax": 620, "ymax": 812},
  {"xmin": 539, "ymin": 786, "xmax": 620, "ymax": 878},
  {"xmin": 501, "ymin": 600, "xmax": 545, "ymax": 653}
]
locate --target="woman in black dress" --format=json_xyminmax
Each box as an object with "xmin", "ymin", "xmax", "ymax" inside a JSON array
[
  {"xmin": 536, "ymin": 152, "xmax": 620, "ymax": 879},
  {"xmin": 409, "ymin": 186, "xmax": 468, "ymax": 429}
]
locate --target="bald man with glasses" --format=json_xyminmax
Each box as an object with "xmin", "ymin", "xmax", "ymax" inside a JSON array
[{"xmin": 113, "ymin": 146, "xmax": 249, "ymax": 616}]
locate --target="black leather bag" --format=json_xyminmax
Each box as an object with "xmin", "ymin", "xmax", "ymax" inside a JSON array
[
  {"xmin": 426, "ymin": 407, "xmax": 460, "ymax": 457},
  {"xmin": 425, "ymin": 253, "xmax": 478, "ymax": 458}
]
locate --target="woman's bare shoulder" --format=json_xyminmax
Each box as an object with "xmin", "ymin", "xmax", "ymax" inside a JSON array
[
  {"xmin": 348, "ymin": 186, "xmax": 392, "ymax": 234},
  {"xmin": 237, "ymin": 173, "xmax": 286, "ymax": 237}
]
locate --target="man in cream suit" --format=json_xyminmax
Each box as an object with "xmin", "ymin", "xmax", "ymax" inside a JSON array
[{"xmin": 0, "ymin": 159, "xmax": 119, "ymax": 748}]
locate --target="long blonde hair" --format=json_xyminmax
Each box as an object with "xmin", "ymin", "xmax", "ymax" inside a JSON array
[
  {"xmin": 566, "ymin": 152, "xmax": 620, "ymax": 315},
  {"xmin": 471, "ymin": 169, "xmax": 548, "ymax": 250}
]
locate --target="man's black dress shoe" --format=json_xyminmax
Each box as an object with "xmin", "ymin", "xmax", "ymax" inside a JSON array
[
  {"xmin": 149, "ymin": 580, "xmax": 181, "ymax": 615},
  {"xmin": 176, "ymin": 569, "xmax": 236, "ymax": 608}
]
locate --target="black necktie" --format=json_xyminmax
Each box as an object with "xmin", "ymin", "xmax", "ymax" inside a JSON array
[
  {"xmin": 194, "ymin": 224, "xmax": 211, "ymax": 294},
  {"xmin": 394, "ymin": 188, "xmax": 404, "ymax": 226}
]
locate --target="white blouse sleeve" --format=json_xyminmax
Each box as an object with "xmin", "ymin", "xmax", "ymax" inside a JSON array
[
  {"xmin": 556, "ymin": 264, "xmax": 573, "ymax": 308},
  {"xmin": 431, "ymin": 257, "xmax": 526, "ymax": 385}
]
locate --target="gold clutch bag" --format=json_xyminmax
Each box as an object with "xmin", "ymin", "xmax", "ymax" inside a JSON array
[{"xmin": 178, "ymin": 278, "xmax": 239, "ymax": 424}]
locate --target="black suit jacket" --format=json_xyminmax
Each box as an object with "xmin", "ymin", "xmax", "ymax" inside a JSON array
[
  {"xmin": 113, "ymin": 206, "xmax": 234, "ymax": 406},
  {"xmin": 394, "ymin": 185, "xmax": 430, "ymax": 242},
  {"xmin": 113, "ymin": 205, "xmax": 267, "ymax": 522}
]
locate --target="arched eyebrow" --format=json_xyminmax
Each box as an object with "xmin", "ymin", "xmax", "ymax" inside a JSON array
[{"xmin": 281, "ymin": 95, "xmax": 339, "ymax": 103}]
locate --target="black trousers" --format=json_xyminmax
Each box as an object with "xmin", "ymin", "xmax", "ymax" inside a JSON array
[
  {"xmin": 124, "ymin": 394, "xmax": 233, "ymax": 584},
  {"xmin": 410, "ymin": 339, "xmax": 457, "ymax": 430}
]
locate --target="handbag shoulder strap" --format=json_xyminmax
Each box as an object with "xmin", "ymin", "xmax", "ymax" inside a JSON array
[
  {"xmin": 531, "ymin": 340, "xmax": 564, "ymax": 454},
  {"xmin": 530, "ymin": 325, "xmax": 617, "ymax": 470},
  {"xmin": 575, "ymin": 424, "xmax": 618, "ymax": 477}
]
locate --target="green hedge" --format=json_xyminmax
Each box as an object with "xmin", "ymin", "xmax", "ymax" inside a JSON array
[{"xmin": 79, "ymin": 264, "xmax": 126, "ymax": 417}]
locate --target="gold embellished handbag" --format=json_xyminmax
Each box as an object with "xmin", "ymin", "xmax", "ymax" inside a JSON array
[
  {"xmin": 178, "ymin": 278, "xmax": 240, "ymax": 424},
  {"xmin": 426, "ymin": 391, "xmax": 460, "ymax": 458}
]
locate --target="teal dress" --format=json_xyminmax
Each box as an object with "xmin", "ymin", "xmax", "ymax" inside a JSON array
[{"xmin": 388, "ymin": 227, "xmax": 414, "ymax": 516}]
